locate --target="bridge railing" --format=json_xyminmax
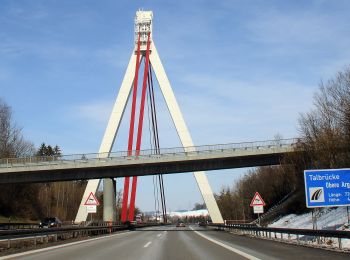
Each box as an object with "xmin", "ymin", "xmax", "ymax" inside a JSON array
[{"xmin": 0, "ymin": 138, "xmax": 299, "ymax": 169}]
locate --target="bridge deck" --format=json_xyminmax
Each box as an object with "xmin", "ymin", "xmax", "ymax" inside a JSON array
[{"xmin": 0, "ymin": 139, "xmax": 298, "ymax": 183}]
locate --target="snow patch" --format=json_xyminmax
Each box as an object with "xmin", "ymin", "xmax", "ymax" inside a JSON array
[{"xmin": 269, "ymin": 207, "xmax": 350, "ymax": 249}]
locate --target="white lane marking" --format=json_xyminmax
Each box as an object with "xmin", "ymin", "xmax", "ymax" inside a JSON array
[
  {"xmin": 190, "ymin": 226, "xmax": 261, "ymax": 260},
  {"xmin": 0, "ymin": 231, "xmax": 131, "ymax": 260},
  {"xmin": 157, "ymin": 233, "xmax": 162, "ymax": 237},
  {"xmin": 144, "ymin": 241, "xmax": 152, "ymax": 248}
]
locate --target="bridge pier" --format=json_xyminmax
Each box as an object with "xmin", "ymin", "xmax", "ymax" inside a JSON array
[{"xmin": 103, "ymin": 178, "xmax": 116, "ymax": 222}]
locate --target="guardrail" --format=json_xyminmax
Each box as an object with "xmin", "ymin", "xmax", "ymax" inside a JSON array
[
  {"xmin": 0, "ymin": 222, "xmax": 165, "ymax": 249},
  {"xmin": 209, "ymin": 224, "xmax": 350, "ymax": 250},
  {"xmin": 0, "ymin": 138, "xmax": 299, "ymax": 170},
  {"xmin": 0, "ymin": 222, "xmax": 39, "ymax": 230}
]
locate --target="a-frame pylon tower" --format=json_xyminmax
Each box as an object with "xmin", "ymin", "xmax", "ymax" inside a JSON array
[{"xmin": 75, "ymin": 10, "xmax": 224, "ymax": 224}]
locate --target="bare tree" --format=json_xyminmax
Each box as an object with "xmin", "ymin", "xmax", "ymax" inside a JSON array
[
  {"xmin": 299, "ymin": 66, "xmax": 350, "ymax": 169},
  {"xmin": 0, "ymin": 98, "xmax": 35, "ymax": 158}
]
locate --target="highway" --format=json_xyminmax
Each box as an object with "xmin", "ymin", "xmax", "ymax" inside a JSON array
[{"xmin": 1, "ymin": 225, "xmax": 348, "ymax": 260}]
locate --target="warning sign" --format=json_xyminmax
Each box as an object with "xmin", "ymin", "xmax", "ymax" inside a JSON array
[
  {"xmin": 84, "ymin": 192, "xmax": 100, "ymax": 206},
  {"xmin": 250, "ymin": 192, "xmax": 266, "ymax": 207}
]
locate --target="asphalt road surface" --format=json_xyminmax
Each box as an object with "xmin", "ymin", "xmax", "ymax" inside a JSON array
[{"xmin": 1, "ymin": 225, "xmax": 349, "ymax": 260}]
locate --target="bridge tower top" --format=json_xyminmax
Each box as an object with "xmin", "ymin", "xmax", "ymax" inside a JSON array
[{"xmin": 135, "ymin": 10, "xmax": 153, "ymax": 51}]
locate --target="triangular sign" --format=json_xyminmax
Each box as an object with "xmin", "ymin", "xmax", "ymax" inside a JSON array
[
  {"xmin": 250, "ymin": 192, "xmax": 266, "ymax": 206},
  {"xmin": 84, "ymin": 192, "xmax": 100, "ymax": 206}
]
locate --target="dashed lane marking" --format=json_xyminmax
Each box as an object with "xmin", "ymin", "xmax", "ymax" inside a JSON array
[{"xmin": 144, "ymin": 241, "xmax": 152, "ymax": 248}]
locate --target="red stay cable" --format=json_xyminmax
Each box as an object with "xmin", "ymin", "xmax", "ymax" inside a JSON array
[
  {"xmin": 128, "ymin": 32, "xmax": 151, "ymax": 221},
  {"xmin": 121, "ymin": 33, "xmax": 141, "ymax": 223}
]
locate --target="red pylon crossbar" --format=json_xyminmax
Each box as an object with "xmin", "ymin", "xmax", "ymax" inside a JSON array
[
  {"xmin": 128, "ymin": 32, "xmax": 152, "ymax": 222},
  {"xmin": 121, "ymin": 33, "xmax": 141, "ymax": 223}
]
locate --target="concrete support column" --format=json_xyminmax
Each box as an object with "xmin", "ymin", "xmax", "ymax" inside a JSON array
[{"xmin": 103, "ymin": 178, "xmax": 116, "ymax": 221}]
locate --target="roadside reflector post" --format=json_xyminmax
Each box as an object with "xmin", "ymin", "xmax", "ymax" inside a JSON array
[{"xmin": 338, "ymin": 238, "xmax": 342, "ymax": 250}]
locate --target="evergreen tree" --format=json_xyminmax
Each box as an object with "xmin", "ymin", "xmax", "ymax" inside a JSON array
[
  {"xmin": 37, "ymin": 143, "xmax": 47, "ymax": 156},
  {"xmin": 53, "ymin": 145, "xmax": 61, "ymax": 155}
]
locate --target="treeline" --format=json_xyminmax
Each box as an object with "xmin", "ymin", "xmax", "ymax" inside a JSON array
[
  {"xmin": 216, "ymin": 66, "xmax": 350, "ymax": 221},
  {"xmin": 0, "ymin": 99, "xmax": 86, "ymax": 221}
]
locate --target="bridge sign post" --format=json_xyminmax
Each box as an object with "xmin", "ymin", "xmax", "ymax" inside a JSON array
[{"xmin": 250, "ymin": 192, "xmax": 266, "ymax": 225}]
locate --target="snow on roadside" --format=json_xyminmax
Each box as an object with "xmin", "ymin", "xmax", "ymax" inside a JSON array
[
  {"xmin": 169, "ymin": 209, "xmax": 209, "ymax": 218},
  {"xmin": 269, "ymin": 207, "xmax": 350, "ymax": 249}
]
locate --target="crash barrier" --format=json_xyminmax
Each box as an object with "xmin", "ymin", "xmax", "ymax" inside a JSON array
[
  {"xmin": 0, "ymin": 223, "xmax": 39, "ymax": 230},
  {"xmin": 209, "ymin": 223, "xmax": 350, "ymax": 250},
  {"xmin": 225, "ymin": 220, "xmax": 253, "ymax": 225},
  {"xmin": 0, "ymin": 222, "xmax": 164, "ymax": 249}
]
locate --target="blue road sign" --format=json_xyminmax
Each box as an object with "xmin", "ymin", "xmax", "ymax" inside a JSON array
[{"xmin": 304, "ymin": 168, "xmax": 350, "ymax": 208}]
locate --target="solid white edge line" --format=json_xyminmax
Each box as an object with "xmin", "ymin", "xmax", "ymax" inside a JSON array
[
  {"xmin": 144, "ymin": 241, "xmax": 152, "ymax": 248},
  {"xmin": 190, "ymin": 226, "xmax": 261, "ymax": 260},
  {"xmin": 0, "ymin": 231, "xmax": 131, "ymax": 260}
]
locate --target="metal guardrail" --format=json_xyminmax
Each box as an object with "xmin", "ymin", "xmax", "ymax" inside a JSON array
[
  {"xmin": 209, "ymin": 223, "xmax": 350, "ymax": 250},
  {"xmin": 0, "ymin": 138, "xmax": 299, "ymax": 170},
  {"xmin": 0, "ymin": 222, "xmax": 39, "ymax": 230},
  {"xmin": 0, "ymin": 222, "xmax": 166, "ymax": 249}
]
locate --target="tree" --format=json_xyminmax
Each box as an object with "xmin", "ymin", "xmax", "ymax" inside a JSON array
[
  {"xmin": 299, "ymin": 66, "xmax": 350, "ymax": 169},
  {"xmin": 193, "ymin": 203, "xmax": 206, "ymax": 210},
  {"xmin": 0, "ymin": 98, "xmax": 35, "ymax": 158},
  {"xmin": 36, "ymin": 143, "xmax": 62, "ymax": 156},
  {"xmin": 0, "ymin": 98, "xmax": 39, "ymax": 218},
  {"xmin": 0, "ymin": 98, "xmax": 86, "ymax": 221}
]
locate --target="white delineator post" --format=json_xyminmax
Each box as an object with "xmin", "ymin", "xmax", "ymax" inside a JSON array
[{"xmin": 75, "ymin": 10, "xmax": 224, "ymax": 224}]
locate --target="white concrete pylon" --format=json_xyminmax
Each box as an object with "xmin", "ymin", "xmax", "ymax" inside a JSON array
[
  {"xmin": 149, "ymin": 43, "xmax": 224, "ymax": 224},
  {"xmin": 75, "ymin": 53, "xmax": 137, "ymax": 223},
  {"xmin": 75, "ymin": 10, "xmax": 224, "ymax": 224}
]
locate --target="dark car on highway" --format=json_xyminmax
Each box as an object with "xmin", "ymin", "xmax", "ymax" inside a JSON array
[
  {"xmin": 198, "ymin": 221, "xmax": 207, "ymax": 227},
  {"xmin": 39, "ymin": 217, "xmax": 62, "ymax": 228}
]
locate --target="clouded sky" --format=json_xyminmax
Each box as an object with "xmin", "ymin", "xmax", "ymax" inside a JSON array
[{"xmin": 1, "ymin": 0, "xmax": 350, "ymax": 212}]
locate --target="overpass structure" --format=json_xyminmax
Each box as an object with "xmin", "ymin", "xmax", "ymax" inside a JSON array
[{"xmin": 0, "ymin": 138, "xmax": 298, "ymax": 184}]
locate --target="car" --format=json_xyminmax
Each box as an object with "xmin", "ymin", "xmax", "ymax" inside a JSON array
[
  {"xmin": 198, "ymin": 221, "xmax": 207, "ymax": 227},
  {"xmin": 176, "ymin": 222, "xmax": 186, "ymax": 227},
  {"xmin": 39, "ymin": 217, "xmax": 62, "ymax": 228}
]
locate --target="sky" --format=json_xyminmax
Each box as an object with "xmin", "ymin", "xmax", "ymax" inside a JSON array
[{"xmin": 1, "ymin": 0, "xmax": 350, "ymax": 212}]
